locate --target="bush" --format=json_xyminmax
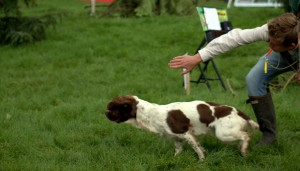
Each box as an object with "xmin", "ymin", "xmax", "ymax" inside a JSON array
[
  {"xmin": 0, "ymin": 0, "xmax": 63, "ymax": 46},
  {"xmin": 102, "ymin": 0, "xmax": 197, "ymax": 17},
  {"xmin": 0, "ymin": 17, "xmax": 44, "ymax": 46},
  {"xmin": 0, "ymin": 13, "xmax": 64, "ymax": 46}
]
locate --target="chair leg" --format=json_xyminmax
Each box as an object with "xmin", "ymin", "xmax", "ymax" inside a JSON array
[{"xmin": 211, "ymin": 59, "xmax": 227, "ymax": 91}]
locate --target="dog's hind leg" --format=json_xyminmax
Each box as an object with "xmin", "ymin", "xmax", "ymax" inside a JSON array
[
  {"xmin": 239, "ymin": 132, "xmax": 250, "ymax": 157},
  {"xmin": 182, "ymin": 133, "xmax": 205, "ymax": 162},
  {"xmin": 215, "ymin": 126, "xmax": 250, "ymax": 157}
]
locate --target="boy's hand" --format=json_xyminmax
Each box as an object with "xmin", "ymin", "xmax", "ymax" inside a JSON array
[{"xmin": 168, "ymin": 54, "xmax": 202, "ymax": 75}]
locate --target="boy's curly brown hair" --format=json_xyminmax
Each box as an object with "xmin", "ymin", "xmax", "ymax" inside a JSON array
[{"xmin": 268, "ymin": 13, "xmax": 298, "ymax": 47}]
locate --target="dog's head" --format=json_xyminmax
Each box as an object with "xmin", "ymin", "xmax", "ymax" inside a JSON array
[{"xmin": 105, "ymin": 95, "xmax": 138, "ymax": 123}]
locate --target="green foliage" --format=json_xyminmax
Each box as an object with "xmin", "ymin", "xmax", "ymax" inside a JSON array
[
  {"xmin": 281, "ymin": 0, "xmax": 292, "ymax": 12},
  {"xmin": 102, "ymin": 0, "xmax": 197, "ymax": 17},
  {"xmin": 0, "ymin": 0, "xmax": 36, "ymax": 16},
  {"xmin": 0, "ymin": 13, "xmax": 64, "ymax": 46},
  {"xmin": 0, "ymin": 0, "xmax": 64, "ymax": 46},
  {"xmin": 0, "ymin": 17, "xmax": 43, "ymax": 45}
]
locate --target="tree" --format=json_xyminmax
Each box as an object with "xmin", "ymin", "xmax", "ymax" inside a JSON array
[
  {"xmin": 0, "ymin": 0, "xmax": 36, "ymax": 17},
  {"xmin": 0, "ymin": 0, "xmax": 61, "ymax": 46}
]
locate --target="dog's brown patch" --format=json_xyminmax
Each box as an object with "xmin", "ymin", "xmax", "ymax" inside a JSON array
[
  {"xmin": 237, "ymin": 110, "xmax": 250, "ymax": 120},
  {"xmin": 214, "ymin": 106, "xmax": 233, "ymax": 118},
  {"xmin": 197, "ymin": 104, "xmax": 214, "ymax": 126},
  {"xmin": 207, "ymin": 102, "xmax": 221, "ymax": 106},
  {"xmin": 167, "ymin": 110, "xmax": 190, "ymax": 134}
]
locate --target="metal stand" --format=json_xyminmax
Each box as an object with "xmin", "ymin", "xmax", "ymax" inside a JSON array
[{"xmin": 191, "ymin": 22, "xmax": 233, "ymax": 91}]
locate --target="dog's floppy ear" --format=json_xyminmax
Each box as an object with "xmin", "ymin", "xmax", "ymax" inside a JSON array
[
  {"xmin": 119, "ymin": 103, "xmax": 133, "ymax": 113},
  {"xmin": 107, "ymin": 96, "xmax": 137, "ymax": 111},
  {"xmin": 116, "ymin": 96, "xmax": 138, "ymax": 117}
]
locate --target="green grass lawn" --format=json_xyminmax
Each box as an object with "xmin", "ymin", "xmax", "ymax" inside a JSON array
[{"xmin": 0, "ymin": 0, "xmax": 300, "ymax": 170}]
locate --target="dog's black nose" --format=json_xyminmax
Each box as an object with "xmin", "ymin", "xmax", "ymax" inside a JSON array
[
  {"xmin": 105, "ymin": 110, "xmax": 119, "ymax": 123},
  {"xmin": 105, "ymin": 111, "xmax": 111, "ymax": 118}
]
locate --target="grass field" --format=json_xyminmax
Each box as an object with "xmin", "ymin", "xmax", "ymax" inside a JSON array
[{"xmin": 0, "ymin": 0, "xmax": 300, "ymax": 170}]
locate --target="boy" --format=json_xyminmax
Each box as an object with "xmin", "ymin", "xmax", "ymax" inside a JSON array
[{"xmin": 168, "ymin": 12, "xmax": 299, "ymax": 145}]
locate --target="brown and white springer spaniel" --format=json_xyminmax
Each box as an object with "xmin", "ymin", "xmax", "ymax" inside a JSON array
[{"xmin": 105, "ymin": 95, "xmax": 259, "ymax": 162}]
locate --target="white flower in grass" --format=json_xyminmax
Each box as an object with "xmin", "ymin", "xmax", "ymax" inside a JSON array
[{"xmin": 6, "ymin": 113, "xmax": 12, "ymax": 120}]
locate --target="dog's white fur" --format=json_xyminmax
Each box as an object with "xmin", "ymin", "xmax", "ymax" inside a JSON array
[{"xmin": 105, "ymin": 95, "xmax": 259, "ymax": 162}]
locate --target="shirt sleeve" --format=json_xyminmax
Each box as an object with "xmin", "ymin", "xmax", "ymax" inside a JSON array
[{"xmin": 198, "ymin": 24, "xmax": 269, "ymax": 62}]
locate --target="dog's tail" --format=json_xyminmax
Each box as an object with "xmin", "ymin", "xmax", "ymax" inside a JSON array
[
  {"xmin": 237, "ymin": 110, "xmax": 259, "ymax": 129},
  {"xmin": 247, "ymin": 119, "xmax": 259, "ymax": 129}
]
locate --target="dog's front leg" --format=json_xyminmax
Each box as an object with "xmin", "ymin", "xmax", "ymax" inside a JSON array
[
  {"xmin": 174, "ymin": 140, "xmax": 183, "ymax": 156},
  {"xmin": 183, "ymin": 133, "xmax": 205, "ymax": 162}
]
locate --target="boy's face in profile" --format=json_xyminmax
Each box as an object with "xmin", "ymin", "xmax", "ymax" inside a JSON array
[{"xmin": 268, "ymin": 37, "xmax": 296, "ymax": 53}]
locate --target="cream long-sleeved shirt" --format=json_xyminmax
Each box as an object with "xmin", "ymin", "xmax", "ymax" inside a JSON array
[{"xmin": 198, "ymin": 24, "xmax": 269, "ymax": 62}]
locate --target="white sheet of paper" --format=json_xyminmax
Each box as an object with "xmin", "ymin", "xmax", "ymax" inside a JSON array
[
  {"xmin": 203, "ymin": 8, "xmax": 221, "ymax": 31},
  {"xmin": 182, "ymin": 53, "xmax": 189, "ymax": 90},
  {"xmin": 183, "ymin": 68, "xmax": 188, "ymax": 89}
]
